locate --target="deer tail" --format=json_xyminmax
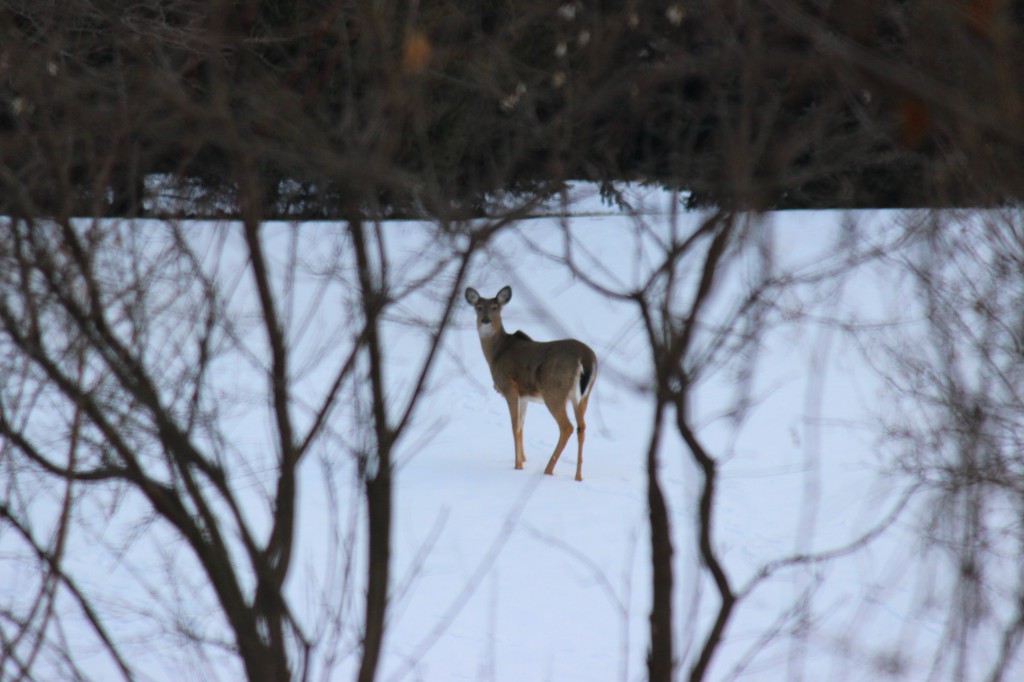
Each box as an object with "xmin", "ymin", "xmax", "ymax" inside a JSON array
[{"xmin": 578, "ymin": 353, "xmax": 596, "ymax": 399}]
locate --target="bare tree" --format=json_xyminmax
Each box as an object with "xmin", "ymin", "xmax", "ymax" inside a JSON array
[
  {"xmin": 0, "ymin": 217, "xmax": 536, "ymax": 681},
  {"xmin": 0, "ymin": 2, "xmax": 551, "ymax": 679},
  {"xmin": 552, "ymin": 211, "xmax": 782, "ymax": 680},
  {"xmin": 0, "ymin": 3, "xmax": 541, "ymax": 673},
  {"xmin": 5, "ymin": 1, "xmax": 1024, "ymax": 681},
  {"xmin": 528, "ymin": 203, "xmax": 927, "ymax": 681},
  {"xmin": 875, "ymin": 214, "xmax": 1024, "ymax": 682}
]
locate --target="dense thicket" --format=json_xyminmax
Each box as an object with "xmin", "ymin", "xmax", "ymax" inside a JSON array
[{"xmin": 3, "ymin": 0, "xmax": 1024, "ymax": 216}]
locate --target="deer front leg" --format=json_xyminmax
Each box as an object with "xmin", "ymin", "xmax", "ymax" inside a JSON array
[
  {"xmin": 505, "ymin": 391, "xmax": 526, "ymax": 470},
  {"xmin": 516, "ymin": 396, "xmax": 528, "ymax": 464}
]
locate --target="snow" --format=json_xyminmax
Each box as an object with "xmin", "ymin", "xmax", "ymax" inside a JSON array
[
  {"xmin": 3, "ymin": 201, "xmax": 1019, "ymax": 681},
  {"xmin": 364, "ymin": 211, "xmax": 897, "ymax": 682}
]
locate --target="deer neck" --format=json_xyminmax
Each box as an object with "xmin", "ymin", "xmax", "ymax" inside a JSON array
[{"xmin": 478, "ymin": 322, "xmax": 510, "ymax": 366}]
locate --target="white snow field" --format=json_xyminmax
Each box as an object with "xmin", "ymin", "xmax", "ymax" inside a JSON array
[
  {"xmin": 291, "ymin": 202, "xmax": 986, "ymax": 681},
  {"xmin": 364, "ymin": 209, "xmax": 915, "ymax": 682},
  {"xmin": 4, "ymin": 198, "xmax": 1018, "ymax": 682}
]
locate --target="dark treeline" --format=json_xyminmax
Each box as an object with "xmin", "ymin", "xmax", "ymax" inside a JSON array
[{"xmin": 2, "ymin": 0, "xmax": 1024, "ymax": 218}]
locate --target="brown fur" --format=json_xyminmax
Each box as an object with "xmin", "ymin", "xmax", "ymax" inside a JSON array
[{"xmin": 466, "ymin": 285, "xmax": 597, "ymax": 481}]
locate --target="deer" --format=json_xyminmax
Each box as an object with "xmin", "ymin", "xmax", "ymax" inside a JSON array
[{"xmin": 465, "ymin": 285, "xmax": 597, "ymax": 481}]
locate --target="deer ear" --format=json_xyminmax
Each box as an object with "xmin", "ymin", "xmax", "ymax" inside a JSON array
[
  {"xmin": 496, "ymin": 285, "xmax": 512, "ymax": 305},
  {"xmin": 465, "ymin": 287, "xmax": 480, "ymax": 305}
]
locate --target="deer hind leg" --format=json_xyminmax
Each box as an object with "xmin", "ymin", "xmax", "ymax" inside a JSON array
[
  {"xmin": 570, "ymin": 395, "xmax": 588, "ymax": 482},
  {"xmin": 543, "ymin": 396, "xmax": 575, "ymax": 477},
  {"xmin": 505, "ymin": 391, "xmax": 526, "ymax": 470}
]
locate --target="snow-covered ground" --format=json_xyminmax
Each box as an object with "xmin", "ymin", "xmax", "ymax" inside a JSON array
[
  {"xmin": 355, "ymin": 209, "xmax": 907, "ymax": 682},
  {"xmin": 292, "ymin": 203, "xmax": 972, "ymax": 681},
  {"xmin": 4, "ymin": 200, "xmax": 1017, "ymax": 681}
]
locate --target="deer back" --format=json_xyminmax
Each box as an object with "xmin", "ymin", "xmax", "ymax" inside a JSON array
[{"xmin": 488, "ymin": 331, "xmax": 596, "ymax": 401}]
